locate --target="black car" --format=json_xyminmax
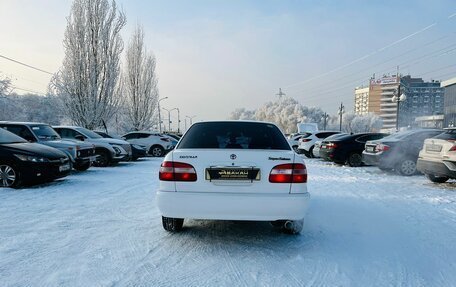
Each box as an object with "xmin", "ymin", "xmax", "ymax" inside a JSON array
[
  {"xmin": 362, "ymin": 129, "xmax": 444, "ymax": 176},
  {"xmin": 0, "ymin": 128, "xmax": 71, "ymax": 188},
  {"xmin": 94, "ymin": 131, "xmax": 147, "ymax": 161},
  {"xmin": 320, "ymin": 133, "xmax": 387, "ymax": 167}
]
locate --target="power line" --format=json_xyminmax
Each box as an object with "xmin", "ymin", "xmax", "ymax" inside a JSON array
[
  {"xmin": 11, "ymin": 85, "xmax": 47, "ymax": 96},
  {"xmin": 285, "ymin": 11, "xmax": 456, "ymax": 90},
  {"xmin": 0, "ymin": 54, "xmax": 54, "ymax": 75}
]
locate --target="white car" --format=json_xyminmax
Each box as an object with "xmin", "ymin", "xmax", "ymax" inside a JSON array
[
  {"xmin": 417, "ymin": 128, "xmax": 456, "ymax": 183},
  {"xmin": 156, "ymin": 121, "xmax": 310, "ymax": 234},
  {"xmin": 123, "ymin": 131, "xmax": 175, "ymax": 157},
  {"xmin": 287, "ymin": 133, "xmax": 312, "ymax": 153},
  {"xmin": 297, "ymin": 131, "xmax": 341, "ymax": 158}
]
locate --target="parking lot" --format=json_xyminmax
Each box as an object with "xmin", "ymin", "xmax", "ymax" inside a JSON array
[{"xmin": 1, "ymin": 157, "xmax": 456, "ymax": 286}]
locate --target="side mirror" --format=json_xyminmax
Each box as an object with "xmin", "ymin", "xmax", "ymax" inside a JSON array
[{"xmin": 75, "ymin": 135, "xmax": 85, "ymax": 141}]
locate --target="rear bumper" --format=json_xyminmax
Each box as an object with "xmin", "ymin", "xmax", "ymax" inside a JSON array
[
  {"xmin": 156, "ymin": 191, "xmax": 310, "ymax": 221},
  {"xmin": 417, "ymin": 158, "xmax": 456, "ymax": 178}
]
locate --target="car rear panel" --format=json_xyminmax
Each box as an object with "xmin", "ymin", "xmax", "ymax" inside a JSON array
[
  {"xmin": 420, "ymin": 138, "xmax": 453, "ymax": 160},
  {"xmin": 170, "ymin": 149, "xmax": 302, "ymax": 194}
]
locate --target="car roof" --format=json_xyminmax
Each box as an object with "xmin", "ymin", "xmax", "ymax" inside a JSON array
[
  {"xmin": 192, "ymin": 120, "xmax": 279, "ymax": 126},
  {"xmin": 0, "ymin": 121, "xmax": 49, "ymax": 126}
]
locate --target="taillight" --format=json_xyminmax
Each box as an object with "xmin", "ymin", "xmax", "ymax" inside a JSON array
[
  {"xmin": 269, "ymin": 163, "xmax": 307, "ymax": 183},
  {"xmin": 375, "ymin": 144, "xmax": 390, "ymax": 152},
  {"xmin": 159, "ymin": 161, "xmax": 197, "ymax": 181},
  {"xmin": 449, "ymin": 145, "xmax": 456, "ymax": 152},
  {"xmin": 326, "ymin": 142, "xmax": 338, "ymax": 149},
  {"xmin": 160, "ymin": 137, "xmax": 170, "ymax": 142},
  {"xmin": 301, "ymin": 138, "xmax": 311, "ymax": 142}
]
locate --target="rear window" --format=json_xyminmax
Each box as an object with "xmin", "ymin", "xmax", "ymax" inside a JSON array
[
  {"xmin": 433, "ymin": 129, "xmax": 456, "ymax": 140},
  {"xmin": 178, "ymin": 122, "xmax": 291, "ymax": 150}
]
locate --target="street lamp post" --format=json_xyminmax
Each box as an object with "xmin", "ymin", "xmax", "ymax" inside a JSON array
[
  {"xmin": 186, "ymin": 115, "xmax": 196, "ymax": 127},
  {"xmin": 392, "ymin": 86, "xmax": 406, "ymax": 131},
  {"xmin": 322, "ymin": 112, "xmax": 329, "ymax": 130},
  {"xmin": 169, "ymin": 108, "xmax": 180, "ymax": 134},
  {"xmin": 338, "ymin": 103, "xmax": 345, "ymax": 132},
  {"xmin": 157, "ymin": 97, "xmax": 168, "ymax": 133}
]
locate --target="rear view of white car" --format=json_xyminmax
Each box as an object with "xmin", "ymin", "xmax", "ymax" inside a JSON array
[
  {"xmin": 417, "ymin": 128, "xmax": 456, "ymax": 183},
  {"xmin": 297, "ymin": 131, "xmax": 341, "ymax": 158},
  {"xmin": 156, "ymin": 121, "xmax": 310, "ymax": 234}
]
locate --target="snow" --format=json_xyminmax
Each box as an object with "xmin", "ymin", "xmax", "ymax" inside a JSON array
[{"xmin": 1, "ymin": 158, "xmax": 456, "ymax": 286}]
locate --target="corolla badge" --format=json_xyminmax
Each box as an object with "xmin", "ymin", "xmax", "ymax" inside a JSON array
[{"xmin": 230, "ymin": 154, "xmax": 237, "ymax": 160}]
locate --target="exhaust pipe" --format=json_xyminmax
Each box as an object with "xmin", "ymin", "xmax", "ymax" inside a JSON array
[{"xmin": 284, "ymin": 220, "xmax": 294, "ymax": 230}]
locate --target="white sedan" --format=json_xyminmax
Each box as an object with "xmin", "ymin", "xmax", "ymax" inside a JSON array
[{"xmin": 156, "ymin": 120, "xmax": 310, "ymax": 234}]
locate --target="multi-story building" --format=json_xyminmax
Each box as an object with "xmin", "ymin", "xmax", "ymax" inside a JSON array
[
  {"xmin": 354, "ymin": 85, "xmax": 381, "ymax": 115},
  {"xmin": 443, "ymin": 77, "xmax": 456, "ymax": 127},
  {"xmin": 369, "ymin": 76, "xmax": 400, "ymax": 130},
  {"xmin": 398, "ymin": 76, "xmax": 444, "ymax": 128}
]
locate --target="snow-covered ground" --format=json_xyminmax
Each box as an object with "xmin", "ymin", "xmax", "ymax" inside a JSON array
[{"xmin": 1, "ymin": 158, "xmax": 456, "ymax": 286}]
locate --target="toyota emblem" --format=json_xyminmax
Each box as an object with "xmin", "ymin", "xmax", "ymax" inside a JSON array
[{"xmin": 230, "ymin": 154, "xmax": 237, "ymax": 160}]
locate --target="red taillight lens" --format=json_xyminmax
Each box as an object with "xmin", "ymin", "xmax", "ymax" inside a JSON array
[
  {"xmin": 375, "ymin": 144, "xmax": 390, "ymax": 152},
  {"xmin": 449, "ymin": 145, "xmax": 456, "ymax": 152},
  {"xmin": 160, "ymin": 137, "xmax": 170, "ymax": 142},
  {"xmin": 269, "ymin": 163, "xmax": 307, "ymax": 183},
  {"xmin": 159, "ymin": 161, "xmax": 197, "ymax": 181},
  {"xmin": 301, "ymin": 138, "xmax": 311, "ymax": 142}
]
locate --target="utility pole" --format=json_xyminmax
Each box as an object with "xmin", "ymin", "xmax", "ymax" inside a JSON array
[
  {"xmin": 322, "ymin": 112, "xmax": 329, "ymax": 130},
  {"xmin": 338, "ymin": 102, "xmax": 345, "ymax": 132},
  {"xmin": 276, "ymin": 88, "xmax": 286, "ymax": 98},
  {"xmin": 186, "ymin": 115, "xmax": 196, "ymax": 126},
  {"xmin": 169, "ymin": 108, "xmax": 180, "ymax": 134},
  {"xmin": 162, "ymin": 107, "xmax": 171, "ymax": 132},
  {"xmin": 157, "ymin": 97, "xmax": 168, "ymax": 132}
]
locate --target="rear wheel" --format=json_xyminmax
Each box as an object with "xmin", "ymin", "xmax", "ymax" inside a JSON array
[
  {"xmin": 0, "ymin": 164, "xmax": 20, "ymax": 188},
  {"xmin": 162, "ymin": 216, "xmax": 184, "ymax": 232},
  {"xmin": 426, "ymin": 174, "xmax": 449, "ymax": 183},
  {"xmin": 396, "ymin": 159, "xmax": 417, "ymax": 176},
  {"xmin": 347, "ymin": 153, "xmax": 363, "ymax": 167},
  {"xmin": 150, "ymin": 145, "xmax": 165, "ymax": 157}
]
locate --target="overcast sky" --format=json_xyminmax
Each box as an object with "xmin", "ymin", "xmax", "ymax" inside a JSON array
[{"xmin": 1, "ymin": 0, "xmax": 455, "ymax": 123}]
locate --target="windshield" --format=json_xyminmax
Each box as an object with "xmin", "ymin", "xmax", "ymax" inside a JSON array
[
  {"xmin": 75, "ymin": 127, "xmax": 103, "ymax": 139},
  {"xmin": 0, "ymin": 128, "xmax": 27, "ymax": 144},
  {"xmin": 30, "ymin": 125, "xmax": 61, "ymax": 140}
]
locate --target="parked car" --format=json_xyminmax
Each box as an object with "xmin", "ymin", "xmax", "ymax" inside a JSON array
[
  {"xmin": 287, "ymin": 133, "xmax": 311, "ymax": 153},
  {"xmin": 122, "ymin": 131, "xmax": 175, "ymax": 157},
  {"xmin": 94, "ymin": 131, "xmax": 147, "ymax": 161},
  {"xmin": 312, "ymin": 140, "xmax": 322, "ymax": 158},
  {"xmin": 156, "ymin": 121, "xmax": 310, "ymax": 234},
  {"xmin": 362, "ymin": 129, "xmax": 443, "ymax": 176},
  {"xmin": 320, "ymin": 132, "xmax": 387, "ymax": 167},
  {"xmin": 0, "ymin": 127, "xmax": 71, "ymax": 188},
  {"xmin": 417, "ymin": 128, "xmax": 456, "ymax": 183},
  {"xmin": 0, "ymin": 122, "xmax": 96, "ymax": 171},
  {"xmin": 163, "ymin": 133, "xmax": 182, "ymax": 141},
  {"xmin": 297, "ymin": 131, "xmax": 341, "ymax": 158},
  {"xmin": 54, "ymin": 126, "xmax": 131, "ymax": 167}
]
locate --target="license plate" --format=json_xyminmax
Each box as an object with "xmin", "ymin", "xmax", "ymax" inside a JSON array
[
  {"xmin": 366, "ymin": 146, "xmax": 374, "ymax": 152},
  {"xmin": 206, "ymin": 167, "xmax": 260, "ymax": 181},
  {"xmin": 426, "ymin": 144, "xmax": 442, "ymax": 152},
  {"xmin": 59, "ymin": 164, "xmax": 71, "ymax": 172}
]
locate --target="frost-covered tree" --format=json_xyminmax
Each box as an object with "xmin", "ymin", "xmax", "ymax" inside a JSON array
[
  {"xmin": 229, "ymin": 108, "xmax": 256, "ymax": 120},
  {"xmin": 341, "ymin": 112, "xmax": 383, "ymax": 133},
  {"xmin": 255, "ymin": 96, "xmax": 307, "ymax": 133},
  {"xmin": 51, "ymin": 0, "xmax": 126, "ymax": 129},
  {"xmin": 0, "ymin": 75, "xmax": 12, "ymax": 96},
  {"xmin": 123, "ymin": 25, "xmax": 159, "ymax": 131}
]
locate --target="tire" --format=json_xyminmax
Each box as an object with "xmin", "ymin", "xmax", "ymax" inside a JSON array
[
  {"xmin": 426, "ymin": 174, "xmax": 449, "ymax": 183},
  {"xmin": 396, "ymin": 159, "xmax": 417, "ymax": 176},
  {"xmin": 94, "ymin": 150, "xmax": 110, "ymax": 167},
  {"xmin": 282, "ymin": 219, "xmax": 304, "ymax": 235},
  {"xmin": 149, "ymin": 145, "xmax": 165, "ymax": 157},
  {"xmin": 162, "ymin": 216, "xmax": 184, "ymax": 232},
  {"xmin": 0, "ymin": 164, "xmax": 20, "ymax": 188},
  {"xmin": 303, "ymin": 150, "xmax": 312, "ymax": 158},
  {"xmin": 347, "ymin": 153, "xmax": 363, "ymax": 167},
  {"xmin": 73, "ymin": 161, "xmax": 90, "ymax": 171},
  {"xmin": 131, "ymin": 156, "xmax": 139, "ymax": 161},
  {"xmin": 308, "ymin": 146, "xmax": 315, "ymax": 158}
]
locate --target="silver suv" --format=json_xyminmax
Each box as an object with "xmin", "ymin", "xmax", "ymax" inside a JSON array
[
  {"xmin": 54, "ymin": 126, "xmax": 131, "ymax": 167},
  {"xmin": 0, "ymin": 122, "xmax": 96, "ymax": 171}
]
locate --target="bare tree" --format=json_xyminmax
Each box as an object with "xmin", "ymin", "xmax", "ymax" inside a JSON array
[
  {"xmin": 0, "ymin": 74, "xmax": 12, "ymax": 97},
  {"xmin": 123, "ymin": 25, "xmax": 159, "ymax": 131},
  {"xmin": 51, "ymin": 0, "xmax": 126, "ymax": 129}
]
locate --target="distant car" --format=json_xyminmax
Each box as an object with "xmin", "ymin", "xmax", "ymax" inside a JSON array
[
  {"xmin": 0, "ymin": 127, "xmax": 71, "ymax": 188},
  {"xmin": 163, "ymin": 133, "xmax": 181, "ymax": 141},
  {"xmin": 417, "ymin": 128, "xmax": 456, "ymax": 183},
  {"xmin": 54, "ymin": 126, "xmax": 131, "ymax": 167},
  {"xmin": 320, "ymin": 133, "xmax": 387, "ymax": 167},
  {"xmin": 122, "ymin": 131, "xmax": 175, "ymax": 157},
  {"xmin": 94, "ymin": 131, "xmax": 147, "ymax": 161},
  {"xmin": 362, "ymin": 129, "xmax": 443, "ymax": 176},
  {"xmin": 0, "ymin": 122, "xmax": 96, "ymax": 171},
  {"xmin": 297, "ymin": 131, "xmax": 342, "ymax": 158},
  {"xmin": 156, "ymin": 121, "xmax": 309, "ymax": 234},
  {"xmin": 287, "ymin": 133, "xmax": 310, "ymax": 153}
]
